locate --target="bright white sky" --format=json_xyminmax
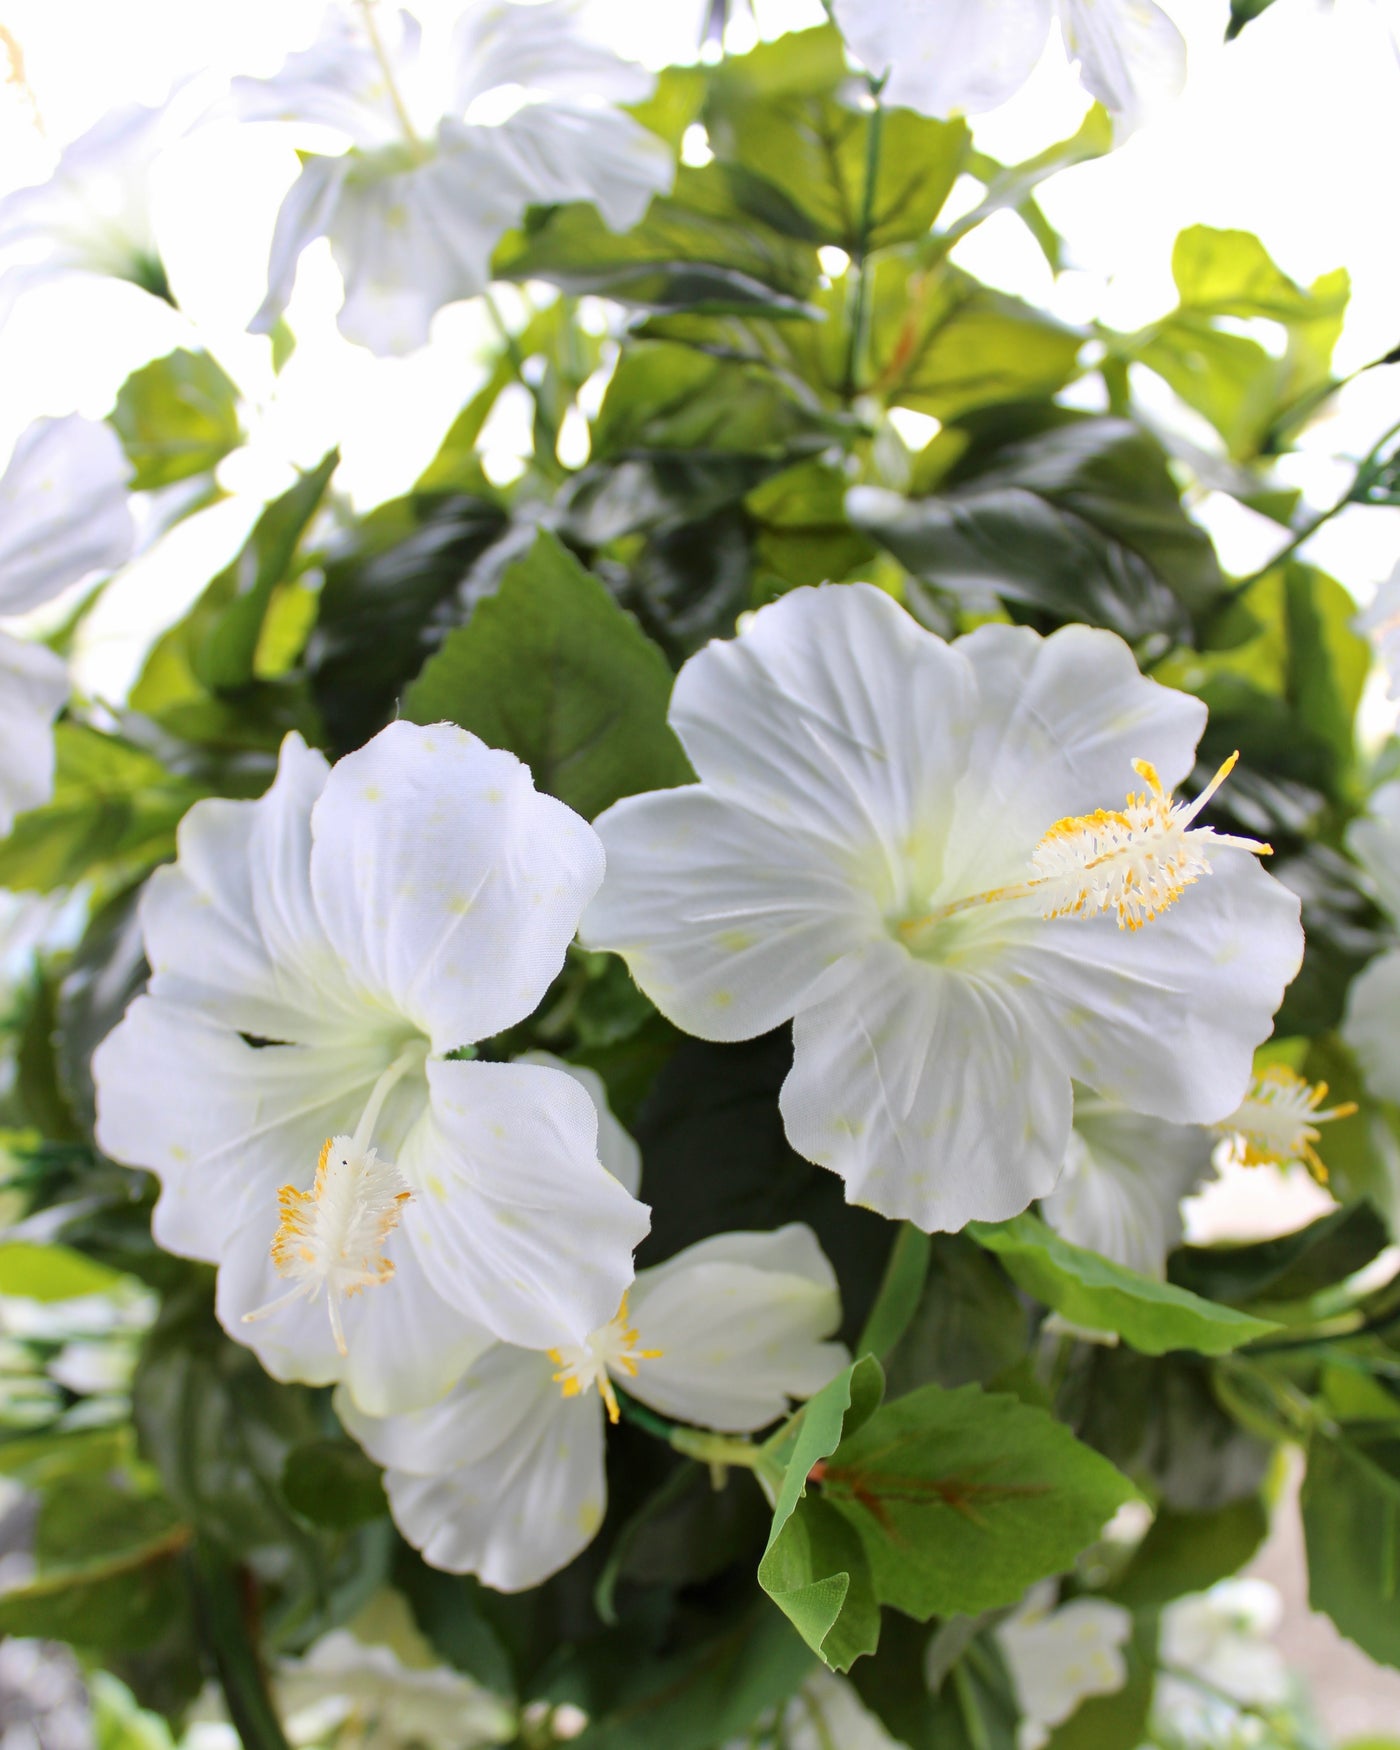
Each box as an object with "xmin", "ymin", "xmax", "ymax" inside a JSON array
[{"xmin": 0, "ymin": 0, "xmax": 1398, "ymax": 704}]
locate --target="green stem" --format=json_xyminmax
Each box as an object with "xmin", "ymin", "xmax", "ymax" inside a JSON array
[
  {"xmin": 613, "ymin": 1387, "xmax": 765, "ymax": 1471},
  {"xmin": 842, "ymin": 80, "xmax": 887, "ymax": 403},
  {"xmin": 483, "ymin": 289, "xmax": 563, "ymax": 477},
  {"xmin": 186, "ymin": 1542, "xmax": 291, "ymax": 1750},
  {"xmin": 1223, "ymin": 411, "xmax": 1400, "ymax": 602},
  {"xmin": 857, "ymin": 1222, "xmax": 931, "ymax": 1359},
  {"xmin": 950, "ymin": 1661, "xmax": 993, "ymax": 1750}
]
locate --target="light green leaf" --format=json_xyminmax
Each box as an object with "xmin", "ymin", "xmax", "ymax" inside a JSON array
[
  {"xmin": 402, "ymin": 530, "xmax": 693, "ymax": 820},
  {"xmin": 0, "ymin": 1240, "xmax": 125, "ymax": 1302},
  {"xmin": 758, "ymin": 1356, "xmax": 886, "ymax": 1670},
  {"xmin": 968, "ymin": 1213, "xmax": 1277, "ymax": 1355},
  {"xmin": 111, "ymin": 349, "xmax": 242, "ymax": 491},
  {"xmin": 1172, "ymin": 225, "xmax": 1347, "ymax": 323}
]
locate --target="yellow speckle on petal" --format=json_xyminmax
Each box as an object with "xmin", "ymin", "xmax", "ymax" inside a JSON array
[
  {"xmin": 718, "ymin": 930, "xmax": 755, "ymax": 953},
  {"xmin": 711, "ymin": 990, "xmax": 733, "ymax": 1009},
  {"xmin": 577, "ymin": 1499, "xmax": 603, "ymax": 1537},
  {"xmin": 363, "ymin": 785, "xmax": 382, "ymax": 802}
]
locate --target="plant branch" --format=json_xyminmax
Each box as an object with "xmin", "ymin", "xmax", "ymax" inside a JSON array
[
  {"xmin": 186, "ymin": 1541, "xmax": 291, "ymax": 1750},
  {"xmin": 842, "ymin": 79, "xmax": 887, "ymax": 403}
]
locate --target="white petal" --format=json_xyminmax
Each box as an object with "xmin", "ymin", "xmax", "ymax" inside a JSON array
[
  {"xmin": 231, "ymin": 10, "xmax": 411, "ymax": 144},
  {"xmin": 669, "ymin": 586, "xmax": 976, "ymax": 905},
  {"xmin": 583, "ymin": 786, "xmax": 879, "ymax": 1043},
  {"xmin": 340, "ymin": 1345, "xmax": 608, "ymax": 1592},
  {"xmin": 0, "ymin": 634, "xmax": 67, "ymax": 837},
  {"xmin": 478, "ymin": 105, "xmax": 672, "ymax": 233},
  {"xmin": 250, "ymin": 154, "xmax": 353, "ymax": 338},
  {"xmin": 92, "ymin": 996, "xmax": 420, "ymax": 1260},
  {"xmin": 628, "ymin": 1225, "xmax": 848, "ymax": 1432},
  {"xmin": 219, "ymin": 1205, "xmax": 490, "ymax": 1415},
  {"xmin": 943, "ymin": 621, "xmax": 1206, "ymax": 897},
  {"xmin": 515, "ymin": 1049, "xmax": 641, "ymax": 1196},
  {"xmin": 1359, "ymin": 561, "xmax": 1400, "ymax": 702},
  {"xmin": 1043, "ymin": 1097, "xmax": 1213, "ymax": 1277},
  {"xmin": 401, "ymin": 1058, "xmax": 648, "ymax": 1348},
  {"xmin": 1347, "ymin": 782, "xmax": 1400, "ymax": 923},
  {"xmin": 830, "ymin": 0, "xmax": 1052, "ymax": 117},
  {"xmin": 780, "ymin": 937, "xmax": 1073, "ymax": 1230},
  {"xmin": 1057, "ymin": 0, "xmax": 1187, "ymax": 135},
  {"xmin": 1343, "ymin": 947, "xmax": 1400, "ymax": 1103},
  {"xmin": 1008, "ymin": 851, "xmax": 1304, "ymax": 1123},
  {"xmin": 450, "ymin": 0, "xmax": 656, "ymax": 111},
  {"xmin": 0, "ymin": 416, "xmax": 134, "ymax": 613},
  {"xmin": 998, "ymin": 1595, "xmax": 1132, "ymax": 1733},
  {"xmin": 140, "ymin": 732, "xmax": 375, "ymax": 1045},
  {"xmin": 309, "ymin": 721, "xmax": 603, "ymax": 1050}
]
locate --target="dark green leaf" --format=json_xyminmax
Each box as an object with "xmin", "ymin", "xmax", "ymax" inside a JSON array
[
  {"xmin": 968, "ymin": 1214, "xmax": 1277, "ymax": 1356},
  {"xmin": 883, "ymin": 1234, "xmax": 1031, "ymax": 1395},
  {"xmin": 857, "ymin": 1225, "xmax": 932, "ymax": 1361},
  {"xmin": 1108, "ymin": 1496, "xmax": 1269, "ymax": 1607},
  {"xmin": 111, "ymin": 349, "xmax": 242, "ymax": 491},
  {"xmin": 1169, "ymin": 1202, "xmax": 1390, "ymax": 1307},
  {"xmin": 1302, "ymin": 1425, "xmax": 1400, "ymax": 1668},
  {"xmin": 280, "ymin": 1439, "xmax": 387, "ymax": 1529},
  {"xmin": 402, "ymin": 530, "xmax": 692, "ymax": 820}
]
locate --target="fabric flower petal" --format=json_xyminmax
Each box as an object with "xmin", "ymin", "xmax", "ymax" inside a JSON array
[
  {"xmin": 515, "ymin": 1050, "xmax": 641, "ymax": 1196},
  {"xmin": 942, "ymin": 620, "xmax": 1207, "ymax": 897},
  {"xmin": 629, "ymin": 1225, "xmax": 848, "ymax": 1432},
  {"xmin": 583, "ymin": 787, "xmax": 879, "ymax": 1043},
  {"xmin": 1347, "ymin": 782, "xmax": 1400, "ymax": 923},
  {"xmin": 479, "ymin": 104, "xmax": 671, "ymax": 232},
  {"xmin": 450, "ymin": 0, "xmax": 656, "ymax": 111},
  {"xmin": 339, "ymin": 1344, "xmax": 608, "ymax": 1592},
  {"xmin": 829, "ymin": 0, "xmax": 1053, "ymax": 118},
  {"xmin": 308, "ymin": 722, "xmax": 604, "ymax": 1051},
  {"xmin": 249, "ymin": 153, "xmax": 354, "ymax": 338},
  {"xmin": 781, "ymin": 937, "xmax": 1074, "ymax": 1229},
  {"xmin": 92, "ymin": 996, "xmax": 421, "ymax": 1260},
  {"xmin": 1008, "ymin": 851, "xmax": 1303, "ymax": 1123},
  {"xmin": 1057, "ymin": 0, "xmax": 1187, "ymax": 136},
  {"xmin": 0, "ymin": 634, "xmax": 68, "ymax": 837},
  {"xmin": 1343, "ymin": 946, "xmax": 1400, "ymax": 1103},
  {"xmin": 401, "ymin": 1058, "xmax": 648, "ymax": 1348},
  {"xmin": 0, "ymin": 416, "xmax": 134, "ymax": 614}
]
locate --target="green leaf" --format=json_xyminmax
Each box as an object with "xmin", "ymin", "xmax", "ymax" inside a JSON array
[
  {"xmin": 0, "ymin": 724, "xmax": 203, "ymax": 894},
  {"xmin": 710, "ymin": 93, "xmax": 970, "ymax": 254},
  {"xmin": 949, "ymin": 109, "xmax": 1114, "ymax": 265},
  {"xmin": 111, "ymin": 349, "xmax": 242, "ymax": 491},
  {"xmin": 191, "ymin": 450, "xmax": 338, "ymax": 693},
  {"xmin": 1303, "ymin": 1425, "xmax": 1400, "ymax": 1668},
  {"xmin": 967, "ymin": 1213, "xmax": 1278, "ymax": 1355},
  {"xmin": 850, "ymin": 412, "xmax": 1223, "ymax": 638},
  {"xmin": 0, "ymin": 1239, "xmax": 125, "ymax": 1301},
  {"xmin": 309, "ymin": 490, "xmax": 510, "ymax": 752},
  {"xmin": 280, "ymin": 1439, "xmax": 388, "ymax": 1530},
  {"xmin": 857, "ymin": 1225, "xmax": 932, "ymax": 1361},
  {"xmin": 1107, "ymin": 1496, "xmax": 1269, "ymax": 1607},
  {"xmin": 499, "ymin": 163, "xmax": 819, "ymax": 315},
  {"xmin": 883, "ymin": 1234, "xmax": 1030, "ymax": 1394},
  {"xmin": 818, "ymin": 1381, "xmax": 1136, "ymax": 1624},
  {"xmin": 1171, "ymin": 225, "xmax": 1347, "ymax": 324},
  {"xmin": 1169, "ymin": 1202, "xmax": 1390, "ymax": 1307},
  {"xmin": 758, "ymin": 1356, "xmax": 886, "ymax": 1670},
  {"xmin": 402, "ymin": 530, "xmax": 692, "ymax": 820}
]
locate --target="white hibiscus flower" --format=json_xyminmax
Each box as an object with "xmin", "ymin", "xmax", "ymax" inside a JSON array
[
  {"xmin": 0, "ymin": 415, "xmax": 135, "ymax": 837},
  {"xmin": 1043, "ymin": 1092, "xmax": 1214, "ymax": 1278},
  {"xmin": 722, "ymin": 1669, "xmax": 907, "ymax": 1750},
  {"xmin": 232, "ymin": 1, "xmax": 674, "ymax": 356},
  {"xmin": 339, "ymin": 1223, "xmax": 848, "ymax": 1592},
  {"xmin": 828, "ymin": 0, "xmax": 1186, "ymax": 137},
  {"xmin": 1342, "ymin": 782, "xmax": 1400, "ymax": 1102},
  {"xmin": 582, "ymin": 584, "xmax": 1303, "ymax": 1235},
  {"xmin": 1358, "ymin": 560, "xmax": 1400, "ymax": 702},
  {"xmin": 0, "ymin": 101, "xmax": 187, "ymax": 316},
  {"xmin": 92, "ymin": 721, "xmax": 650, "ymax": 1416},
  {"xmin": 992, "ymin": 1582, "xmax": 1132, "ymax": 1750}
]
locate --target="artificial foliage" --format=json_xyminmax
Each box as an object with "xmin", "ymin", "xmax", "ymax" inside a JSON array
[{"xmin": 0, "ymin": 5, "xmax": 1397, "ymax": 1748}]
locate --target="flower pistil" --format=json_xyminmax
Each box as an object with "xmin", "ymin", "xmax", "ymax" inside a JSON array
[
  {"xmin": 1215, "ymin": 1065, "xmax": 1357, "ymax": 1184},
  {"xmin": 548, "ymin": 1294, "xmax": 663, "ymax": 1424}
]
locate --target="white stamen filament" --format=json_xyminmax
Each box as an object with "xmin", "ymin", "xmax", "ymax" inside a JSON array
[
  {"xmin": 548, "ymin": 1294, "xmax": 663, "ymax": 1425},
  {"xmin": 1215, "ymin": 1065, "xmax": 1356, "ymax": 1185},
  {"xmin": 242, "ymin": 1041, "xmax": 424, "ymax": 1355}
]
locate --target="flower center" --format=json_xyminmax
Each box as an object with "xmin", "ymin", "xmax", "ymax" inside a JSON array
[
  {"xmin": 1215, "ymin": 1065, "xmax": 1356, "ymax": 1185},
  {"xmin": 898, "ymin": 752, "xmax": 1269, "ymax": 949},
  {"xmin": 547, "ymin": 1294, "xmax": 663, "ymax": 1425},
  {"xmin": 242, "ymin": 1040, "xmax": 425, "ymax": 1356}
]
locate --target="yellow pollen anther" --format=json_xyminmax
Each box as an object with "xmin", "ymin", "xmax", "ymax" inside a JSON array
[
  {"xmin": 548, "ymin": 1293, "xmax": 664, "ymax": 1425},
  {"xmin": 1215, "ymin": 1065, "xmax": 1357, "ymax": 1185}
]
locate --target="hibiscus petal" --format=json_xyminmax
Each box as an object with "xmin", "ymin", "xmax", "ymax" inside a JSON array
[
  {"xmin": 219, "ymin": 1207, "xmax": 491, "ymax": 1416},
  {"xmin": 0, "ymin": 634, "xmax": 67, "ymax": 837},
  {"xmin": 1010, "ymin": 851, "xmax": 1304, "ymax": 1122},
  {"xmin": 583, "ymin": 786, "xmax": 878, "ymax": 1042},
  {"xmin": 515, "ymin": 1050, "xmax": 641, "ymax": 1196},
  {"xmin": 140, "ymin": 733, "xmax": 374, "ymax": 1045},
  {"xmin": 249, "ymin": 154, "xmax": 353, "ymax": 338},
  {"xmin": 780, "ymin": 938, "xmax": 1073, "ymax": 1230},
  {"xmin": 830, "ymin": 0, "xmax": 1052, "ymax": 118},
  {"xmin": 1343, "ymin": 947, "xmax": 1400, "ymax": 1103},
  {"xmin": 92, "ymin": 996, "xmax": 419, "ymax": 1260},
  {"xmin": 340, "ymin": 1345, "xmax": 607, "ymax": 1592},
  {"xmin": 401, "ymin": 1058, "xmax": 648, "ymax": 1348},
  {"xmin": 450, "ymin": 0, "xmax": 657, "ymax": 111},
  {"xmin": 944, "ymin": 621, "xmax": 1207, "ymax": 895},
  {"xmin": 668, "ymin": 585, "xmax": 976, "ymax": 908},
  {"xmin": 308, "ymin": 722, "xmax": 604, "ymax": 1051},
  {"xmin": 1057, "ymin": 0, "xmax": 1187, "ymax": 136},
  {"xmin": 0, "ymin": 416, "xmax": 134, "ymax": 613},
  {"xmin": 628, "ymin": 1225, "xmax": 848, "ymax": 1432}
]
